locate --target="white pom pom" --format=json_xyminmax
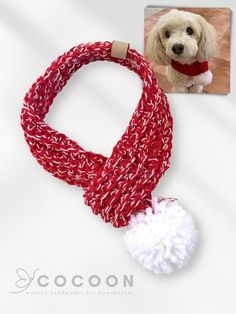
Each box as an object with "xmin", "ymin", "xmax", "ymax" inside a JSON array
[
  {"xmin": 124, "ymin": 197, "xmax": 198, "ymax": 274},
  {"xmin": 193, "ymin": 70, "xmax": 213, "ymax": 86}
]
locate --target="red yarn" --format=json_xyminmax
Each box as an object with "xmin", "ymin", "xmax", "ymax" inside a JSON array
[
  {"xmin": 171, "ymin": 59, "xmax": 209, "ymax": 76},
  {"xmin": 21, "ymin": 41, "xmax": 173, "ymax": 227}
]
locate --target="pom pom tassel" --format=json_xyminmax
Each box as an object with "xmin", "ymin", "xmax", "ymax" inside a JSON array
[
  {"xmin": 124, "ymin": 197, "xmax": 198, "ymax": 274},
  {"xmin": 192, "ymin": 70, "xmax": 213, "ymax": 86}
]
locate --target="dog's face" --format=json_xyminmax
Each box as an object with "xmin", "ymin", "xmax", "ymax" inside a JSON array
[
  {"xmin": 159, "ymin": 11, "xmax": 201, "ymax": 63},
  {"xmin": 148, "ymin": 10, "xmax": 216, "ymax": 65}
]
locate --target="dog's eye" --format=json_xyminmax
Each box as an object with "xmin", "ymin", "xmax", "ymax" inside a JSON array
[
  {"xmin": 165, "ymin": 31, "xmax": 171, "ymax": 38},
  {"xmin": 186, "ymin": 27, "xmax": 194, "ymax": 35}
]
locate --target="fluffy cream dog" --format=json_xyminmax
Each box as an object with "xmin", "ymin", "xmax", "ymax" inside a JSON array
[{"xmin": 148, "ymin": 9, "xmax": 217, "ymax": 93}]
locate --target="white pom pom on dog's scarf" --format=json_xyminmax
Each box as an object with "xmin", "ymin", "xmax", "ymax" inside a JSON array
[
  {"xmin": 192, "ymin": 70, "xmax": 213, "ymax": 86},
  {"xmin": 124, "ymin": 197, "xmax": 198, "ymax": 274}
]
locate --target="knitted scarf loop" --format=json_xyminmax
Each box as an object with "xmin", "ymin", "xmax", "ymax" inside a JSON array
[{"xmin": 21, "ymin": 41, "xmax": 173, "ymax": 228}]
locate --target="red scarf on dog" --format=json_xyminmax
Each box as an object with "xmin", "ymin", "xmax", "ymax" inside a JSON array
[{"xmin": 171, "ymin": 60, "xmax": 209, "ymax": 76}]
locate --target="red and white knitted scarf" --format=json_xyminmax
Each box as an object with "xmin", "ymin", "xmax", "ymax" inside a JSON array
[
  {"xmin": 21, "ymin": 41, "xmax": 198, "ymax": 274},
  {"xmin": 21, "ymin": 41, "xmax": 172, "ymax": 227}
]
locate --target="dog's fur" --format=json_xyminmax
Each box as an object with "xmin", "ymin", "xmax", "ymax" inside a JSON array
[{"xmin": 147, "ymin": 9, "xmax": 217, "ymax": 93}]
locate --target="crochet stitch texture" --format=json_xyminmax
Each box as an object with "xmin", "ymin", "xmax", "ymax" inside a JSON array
[{"xmin": 21, "ymin": 41, "xmax": 173, "ymax": 228}]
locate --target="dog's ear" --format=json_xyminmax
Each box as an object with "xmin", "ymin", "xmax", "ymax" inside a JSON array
[
  {"xmin": 147, "ymin": 25, "xmax": 170, "ymax": 65},
  {"xmin": 197, "ymin": 16, "xmax": 217, "ymax": 62}
]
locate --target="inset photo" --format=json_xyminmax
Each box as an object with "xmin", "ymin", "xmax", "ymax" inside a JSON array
[{"xmin": 144, "ymin": 7, "xmax": 231, "ymax": 94}]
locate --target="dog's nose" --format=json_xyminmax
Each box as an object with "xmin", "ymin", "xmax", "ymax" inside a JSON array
[{"xmin": 172, "ymin": 43, "xmax": 184, "ymax": 55}]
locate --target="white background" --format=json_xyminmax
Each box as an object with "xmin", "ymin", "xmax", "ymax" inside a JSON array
[{"xmin": 0, "ymin": 0, "xmax": 235, "ymax": 313}]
